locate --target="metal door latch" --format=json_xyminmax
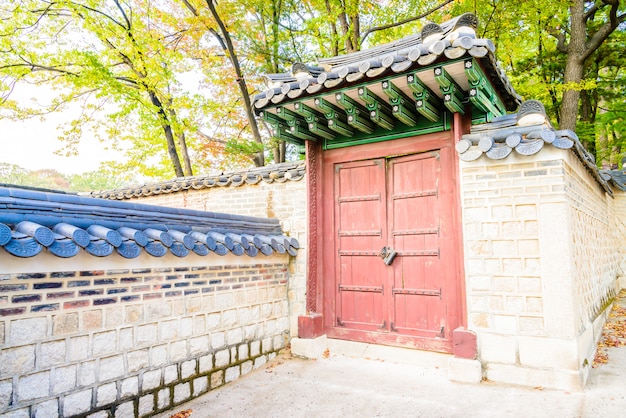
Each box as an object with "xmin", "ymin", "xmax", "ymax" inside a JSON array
[{"xmin": 379, "ymin": 246, "xmax": 397, "ymax": 265}]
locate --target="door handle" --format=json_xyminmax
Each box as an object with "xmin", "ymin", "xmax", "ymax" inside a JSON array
[{"xmin": 379, "ymin": 246, "xmax": 397, "ymax": 265}]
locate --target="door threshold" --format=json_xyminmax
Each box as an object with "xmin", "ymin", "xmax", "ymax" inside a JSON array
[{"xmin": 326, "ymin": 338, "xmax": 451, "ymax": 371}]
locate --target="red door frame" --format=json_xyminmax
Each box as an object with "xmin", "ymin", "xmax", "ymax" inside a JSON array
[{"xmin": 299, "ymin": 113, "xmax": 469, "ymax": 353}]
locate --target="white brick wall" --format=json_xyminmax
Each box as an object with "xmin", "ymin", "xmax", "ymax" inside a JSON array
[
  {"xmin": 0, "ymin": 259, "xmax": 291, "ymax": 416},
  {"xmin": 461, "ymin": 147, "xmax": 626, "ymax": 391}
]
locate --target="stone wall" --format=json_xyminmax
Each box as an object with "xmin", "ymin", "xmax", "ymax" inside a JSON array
[
  {"xmin": 125, "ymin": 177, "xmax": 308, "ymax": 337},
  {"xmin": 460, "ymin": 146, "xmax": 625, "ymax": 391},
  {"xmin": 0, "ymin": 252, "xmax": 290, "ymax": 417}
]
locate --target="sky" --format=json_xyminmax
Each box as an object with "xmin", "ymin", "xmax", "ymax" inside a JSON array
[{"xmin": 1, "ymin": 84, "xmax": 122, "ymax": 175}]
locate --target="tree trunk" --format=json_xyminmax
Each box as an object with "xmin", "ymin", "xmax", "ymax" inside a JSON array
[
  {"xmin": 148, "ymin": 91, "xmax": 184, "ymax": 177},
  {"xmin": 204, "ymin": 0, "xmax": 265, "ymax": 167},
  {"xmin": 178, "ymin": 132, "xmax": 193, "ymax": 176},
  {"xmin": 558, "ymin": 2, "xmax": 585, "ymax": 131}
]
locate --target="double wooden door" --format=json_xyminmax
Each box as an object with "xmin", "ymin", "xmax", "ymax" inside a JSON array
[{"xmin": 322, "ymin": 143, "xmax": 460, "ymax": 352}]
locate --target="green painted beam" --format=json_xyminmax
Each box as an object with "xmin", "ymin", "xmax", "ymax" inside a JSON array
[
  {"xmin": 293, "ymin": 102, "xmax": 325, "ymax": 121},
  {"xmin": 406, "ymin": 73, "xmax": 441, "ymax": 122},
  {"xmin": 270, "ymin": 124, "xmax": 305, "ymax": 145},
  {"xmin": 463, "ymin": 58, "xmax": 506, "ymax": 119},
  {"xmin": 434, "ymin": 66, "xmax": 465, "ymax": 115},
  {"xmin": 357, "ymin": 86, "xmax": 394, "ymax": 130},
  {"xmin": 313, "ymin": 97, "xmax": 354, "ymax": 137},
  {"xmin": 381, "ymin": 80, "xmax": 418, "ymax": 126},
  {"xmin": 307, "ymin": 120, "xmax": 335, "ymax": 140},
  {"xmin": 335, "ymin": 92, "xmax": 375, "ymax": 134}
]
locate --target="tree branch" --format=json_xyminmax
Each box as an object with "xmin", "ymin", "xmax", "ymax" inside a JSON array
[{"xmin": 360, "ymin": 0, "xmax": 454, "ymax": 45}]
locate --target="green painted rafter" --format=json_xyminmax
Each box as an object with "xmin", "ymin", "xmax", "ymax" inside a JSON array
[
  {"xmin": 312, "ymin": 97, "xmax": 355, "ymax": 137},
  {"xmin": 357, "ymin": 86, "xmax": 394, "ymax": 130},
  {"xmin": 293, "ymin": 102, "xmax": 335, "ymax": 140},
  {"xmin": 381, "ymin": 80, "xmax": 418, "ymax": 126},
  {"xmin": 258, "ymin": 110, "xmax": 303, "ymax": 144},
  {"xmin": 276, "ymin": 106, "xmax": 322, "ymax": 141},
  {"xmin": 406, "ymin": 73, "xmax": 441, "ymax": 122},
  {"xmin": 464, "ymin": 58, "xmax": 506, "ymax": 120},
  {"xmin": 335, "ymin": 92, "xmax": 375, "ymax": 134},
  {"xmin": 433, "ymin": 66, "xmax": 465, "ymax": 115}
]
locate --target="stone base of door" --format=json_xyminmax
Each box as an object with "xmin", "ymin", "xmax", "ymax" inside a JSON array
[
  {"xmin": 447, "ymin": 357, "xmax": 483, "ymax": 383},
  {"xmin": 291, "ymin": 335, "xmax": 328, "ymax": 359}
]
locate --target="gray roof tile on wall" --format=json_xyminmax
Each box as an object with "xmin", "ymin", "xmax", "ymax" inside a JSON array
[
  {"xmin": 0, "ymin": 185, "xmax": 298, "ymax": 259},
  {"xmin": 87, "ymin": 161, "xmax": 305, "ymax": 200}
]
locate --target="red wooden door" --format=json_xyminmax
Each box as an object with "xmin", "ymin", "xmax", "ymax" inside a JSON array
[{"xmin": 324, "ymin": 139, "xmax": 458, "ymax": 352}]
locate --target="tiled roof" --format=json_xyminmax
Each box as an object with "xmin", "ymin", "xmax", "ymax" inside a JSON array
[
  {"xmin": 87, "ymin": 161, "xmax": 305, "ymax": 200},
  {"xmin": 0, "ymin": 185, "xmax": 298, "ymax": 259},
  {"xmin": 602, "ymin": 170, "xmax": 626, "ymax": 191},
  {"xmin": 253, "ymin": 13, "xmax": 520, "ymax": 112},
  {"xmin": 457, "ymin": 100, "xmax": 613, "ymax": 195}
]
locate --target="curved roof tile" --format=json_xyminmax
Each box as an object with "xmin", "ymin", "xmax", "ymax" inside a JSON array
[
  {"xmin": 253, "ymin": 13, "xmax": 520, "ymax": 112},
  {"xmin": 87, "ymin": 161, "xmax": 305, "ymax": 200},
  {"xmin": 0, "ymin": 185, "xmax": 298, "ymax": 260},
  {"xmin": 457, "ymin": 100, "xmax": 613, "ymax": 195}
]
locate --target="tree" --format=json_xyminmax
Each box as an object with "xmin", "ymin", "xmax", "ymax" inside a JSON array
[{"xmin": 0, "ymin": 0, "xmax": 206, "ymax": 177}]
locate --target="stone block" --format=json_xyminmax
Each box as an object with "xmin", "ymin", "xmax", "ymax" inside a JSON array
[
  {"xmin": 261, "ymin": 337, "xmax": 272, "ymax": 353},
  {"xmin": 137, "ymin": 324, "xmax": 158, "ymax": 346},
  {"xmin": 151, "ymin": 344, "xmax": 168, "ymax": 367},
  {"xmin": 170, "ymin": 340, "xmax": 187, "ymax": 362},
  {"xmin": 0, "ymin": 379, "xmax": 12, "ymax": 410},
  {"xmin": 99, "ymin": 355, "xmax": 125, "ymax": 381},
  {"xmin": 79, "ymin": 361, "xmax": 96, "ymax": 386},
  {"xmin": 128, "ymin": 349, "xmax": 149, "ymax": 373},
  {"xmin": 114, "ymin": 401, "xmax": 134, "ymax": 418},
  {"xmin": 215, "ymin": 349, "xmax": 229, "ymax": 368},
  {"xmin": 87, "ymin": 412, "xmax": 109, "ymax": 418},
  {"xmin": 211, "ymin": 332, "xmax": 225, "ymax": 349},
  {"xmin": 244, "ymin": 324, "xmax": 257, "ymax": 340},
  {"xmin": 118, "ymin": 327, "xmax": 134, "ymax": 351},
  {"xmin": 190, "ymin": 336, "xmax": 209, "ymax": 356},
  {"xmin": 518, "ymin": 336, "xmax": 579, "ymax": 370},
  {"xmin": 52, "ymin": 365, "xmax": 77, "ymax": 395},
  {"xmin": 273, "ymin": 334, "xmax": 285, "ymax": 350},
  {"xmin": 174, "ymin": 382, "xmax": 191, "ymax": 404},
  {"xmin": 68, "ymin": 336, "xmax": 90, "ymax": 362},
  {"xmin": 142, "ymin": 369, "xmax": 161, "ymax": 391},
  {"xmin": 227, "ymin": 328, "xmax": 243, "ymax": 345},
  {"xmin": 17, "ymin": 371, "xmax": 49, "ymax": 401},
  {"xmin": 92, "ymin": 331, "xmax": 117, "ymax": 356},
  {"xmin": 11, "ymin": 318, "xmax": 47, "ymax": 345},
  {"xmin": 32, "ymin": 399, "xmax": 59, "ymax": 418},
  {"xmin": 238, "ymin": 344, "xmax": 249, "ymax": 361},
  {"xmin": 222, "ymin": 310, "xmax": 237, "ymax": 327},
  {"xmin": 63, "ymin": 388, "xmax": 93, "ymax": 416},
  {"xmin": 40, "ymin": 340, "xmax": 66, "ymax": 368},
  {"xmin": 447, "ymin": 357, "xmax": 482, "ymax": 383},
  {"xmin": 479, "ymin": 333, "xmax": 517, "ymax": 364},
  {"xmin": 225, "ymin": 366, "xmax": 240, "ymax": 383},
  {"xmin": 180, "ymin": 317, "xmax": 193, "ymax": 337},
  {"xmin": 160, "ymin": 319, "xmax": 179, "ymax": 340},
  {"xmin": 193, "ymin": 376, "xmax": 208, "ymax": 396},
  {"xmin": 138, "ymin": 394, "xmax": 154, "ymax": 417},
  {"xmin": 485, "ymin": 363, "xmax": 584, "ymax": 391},
  {"xmin": 96, "ymin": 382, "xmax": 117, "ymax": 406},
  {"xmin": 291, "ymin": 335, "xmax": 328, "ymax": 359},
  {"xmin": 241, "ymin": 360, "xmax": 253, "ymax": 376},
  {"xmin": 210, "ymin": 370, "xmax": 223, "ymax": 389},
  {"xmin": 181, "ymin": 360, "xmax": 196, "ymax": 379},
  {"xmin": 157, "ymin": 387, "xmax": 170, "ymax": 410},
  {"xmin": 2, "ymin": 408, "xmax": 29, "ymax": 417},
  {"xmin": 207, "ymin": 313, "xmax": 221, "ymax": 330},
  {"xmin": 0, "ymin": 345, "xmax": 35, "ymax": 376},
  {"xmin": 199, "ymin": 354, "xmax": 213, "ymax": 373},
  {"xmin": 163, "ymin": 365, "xmax": 178, "ymax": 385},
  {"xmin": 121, "ymin": 376, "xmax": 139, "ymax": 398}
]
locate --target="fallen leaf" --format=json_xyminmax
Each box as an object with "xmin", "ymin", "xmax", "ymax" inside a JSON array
[{"xmin": 169, "ymin": 409, "xmax": 193, "ymax": 418}]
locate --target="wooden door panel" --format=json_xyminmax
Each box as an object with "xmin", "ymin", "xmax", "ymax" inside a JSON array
[
  {"xmin": 389, "ymin": 152, "xmax": 445, "ymax": 337},
  {"xmin": 335, "ymin": 159, "xmax": 388, "ymax": 331}
]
